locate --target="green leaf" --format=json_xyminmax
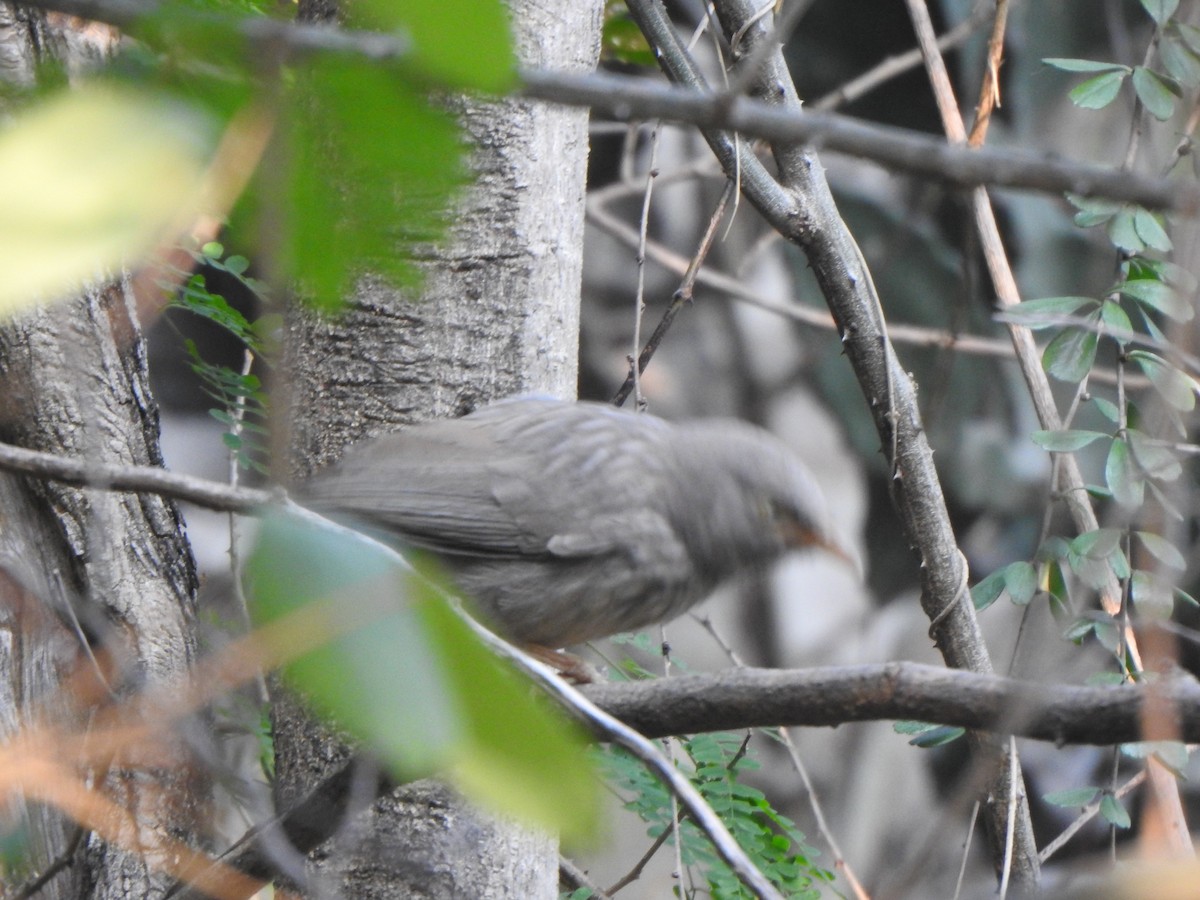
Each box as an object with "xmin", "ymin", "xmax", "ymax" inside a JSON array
[
  {"xmin": 1121, "ymin": 277, "xmax": 1191, "ymax": 320},
  {"xmin": 1161, "ymin": 36, "xmax": 1200, "ymax": 88},
  {"xmin": 1128, "ymin": 430, "xmax": 1182, "ymax": 482},
  {"xmin": 1044, "ymin": 786, "xmax": 1100, "ymax": 808},
  {"xmin": 1002, "ymin": 295, "xmax": 1098, "ymax": 328},
  {"xmin": 348, "ymin": 0, "xmax": 515, "ymax": 93},
  {"xmin": 1136, "ymin": 532, "xmax": 1186, "ymax": 570},
  {"xmin": 1180, "ymin": 23, "xmax": 1200, "ymax": 54},
  {"xmin": 1002, "ymin": 561, "xmax": 1038, "ymax": 606},
  {"xmin": 282, "ymin": 57, "xmax": 469, "ymax": 310},
  {"xmin": 1131, "ymin": 570, "xmax": 1175, "ymax": 617},
  {"xmin": 971, "ymin": 567, "xmax": 1007, "ymax": 611},
  {"xmin": 908, "ymin": 725, "xmax": 966, "ymax": 748},
  {"xmin": 0, "ymin": 85, "xmax": 216, "ymax": 314},
  {"xmin": 1108, "ymin": 208, "xmax": 1145, "ymax": 252},
  {"xmin": 1132, "ymin": 67, "xmax": 1178, "ymax": 119},
  {"xmin": 1100, "ymin": 299, "xmax": 1133, "ymax": 335},
  {"xmin": 1132, "ymin": 222, "xmax": 1175, "ymax": 261},
  {"xmin": 1068, "ymin": 193, "xmax": 1122, "ymax": 226},
  {"xmin": 1128, "ymin": 350, "xmax": 1198, "ymax": 410},
  {"xmin": 1043, "ymin": 58, "xmax": 1130, "ymax": 74},
  {"xmin": 1100, "ymin": 793, "xmax": 1132, "ymax": 829},
  {"xmin": 1031, "ymin": 429, "xmax": 1108, "ymax": 451},
  {"xmin": 1092, "ymin": 396, "xmax": 1120, "ymax": 422},
  {"xmin": 1070, "ymin": 70, "xmax": 1129, "ymax": 109},
  {"xmin": 1042, "ymin": 322, "xmax": 1099, "ymax": 382},
  {"xmin": 1070, "ymin": 527, "xmax": 1124, "ymax": 559},
  {"xmin": 602, "ymin": 6, "xmax": 658, "ymax": 67},
  {"xmin": 1121, "ymin": 740, "xmax": 1190, "ymax": 773},
  {"xmin": 1106, "ymin": 437, "xmax": 1145, "ymax": 507},
  {"xmin": 1140, "ymin": 0, "xmax": 1180, "ymax": 25},
  {"xmin": 245, "ymin": 512, "xmax": 599, "ymax": 843}
]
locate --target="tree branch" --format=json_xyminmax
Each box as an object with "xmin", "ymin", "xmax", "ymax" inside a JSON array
[
  {"xmin": 579, "ymin": 661, "xmax": 1200, "ymax": 745},
  {"xmin": 0, "ymin": 438, "xmax": 272, "ymax": 513},
  {"xmin": 9, "ymin": 0, "xmax": 1198, "ymax": 211}
]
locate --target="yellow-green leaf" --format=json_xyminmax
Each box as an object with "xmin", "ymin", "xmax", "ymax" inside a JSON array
[{"xmin": 0, "ymin": 86, "xmax": 215, "ymax": 315}]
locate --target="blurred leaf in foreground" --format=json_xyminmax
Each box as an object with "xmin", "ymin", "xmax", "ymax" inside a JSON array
[
  {"xmin": 0, "ymin": 84, "xmax": 215, "ymax": 315},
  {"xmin": 245, "ymin": 510, "xmax": 599, "ymax": 844}
]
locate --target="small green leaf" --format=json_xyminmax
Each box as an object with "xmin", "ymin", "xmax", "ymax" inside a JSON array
[
  {"xmin": 1068, "ymin": 193, "xmax": 1122, "ymax": 226},
  {"xmin": 1132, "ymin": 207, "xmax": 1171, "ymax": 250},
  {"xmin": 1132, "ymin": 67, "xmax": 1178, "ymax": 120},
  {"xmin": 1140, "ymin": 0, "xmax": 1179, "ymax": 25},
  {"xmin": 1120, "ymin": 278, "xmax": 1191, "ymax": 321},
  {"xmin": 1100, "ymin": 299, "xmax": 1134, "ymax": 335},
  {"xmin": 1161, "ymin": 35, "xmax": 1200, "ymax": 87},
  {"xmin": 908, "ymin": 726, "xmax": 966, "ymax": 748},
  {"xmin": 1136, "ymin": 531, "xmax": 1186, "ymax": 570},
  {"xmin": 1044, "ymin": 786, "xmax": 1100, "ymax": 808},
  {"xmin": 1106, "ymin": 437, "xmax": 1145, "ymax": 507},
  {"xmin": 1043, "ymin": 322, "xmax": 1099, "ymax": 382},
  {"xmin": 1070, "ymin": 70, "xmax": 1129, "ymax": 109},
  {"xmin": 1108, "ymin": 208, "xmax": 1145, "ymax": 252},
  {"xmin": 1092, "ymin": 396, "xmax": 1120, "ymax": 422},
  {"xmin": 1128, "ymin": 350, "xmax": 1198, "ymax": 410},
  {"xmin": 1121, "ymin": 740, "xmax": 1190, "ymax": 773},
  {"xmin": 1043, "ymin": 58, "xmax": 1130, "ymax": 73},
  {"xmin": 1100, "ymin": 793, "xmax": 1131, "ymax": 829},
  {"xmin": 1131, "ymin": 570, "xmax": 1175, "ymax": 617},
  {"xmin": 1128, "ymin": 431, "xmax": 1182, "ymax": 482},
  {"xmin": 1031, "ymin": 429, "xmax": 1108, "ymax": 451},
  {"xmin": 971, "ymin": 567, "xmax": 1007, "ymax": 611},
  {"xmin": 1180, "ymin": 23, "xmax": 1200, "ymax": 54},
  {"xmin": 1002, "ymin": 295, "xmax": 1098, "ymax": 328},
  {"xmin": 1070, "ymin": 527, "xmax": 1124, "ymax": 559},
  {"xmin": 1002, "ymin": 561, "xmax": 1038, "ymax": 606}
]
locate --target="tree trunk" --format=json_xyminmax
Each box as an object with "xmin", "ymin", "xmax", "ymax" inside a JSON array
[
  {"xmin": 0, "ymin": 16, "xmax": 203, "ymax": 899},
  {"xmin": 273, "ymin": 1, "xmax": 600, "ymax": 896}
]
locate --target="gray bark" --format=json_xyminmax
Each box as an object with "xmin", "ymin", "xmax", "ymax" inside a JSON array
[
  {"xmin": 0, "ymin": 14, "xmax": 203, "ymax": 899},
  {"xmin": 274, "ymin": 1, "xmax": 601, "ymax": 896}
]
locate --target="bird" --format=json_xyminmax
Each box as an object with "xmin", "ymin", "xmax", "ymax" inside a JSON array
[{"xmin": 300, "ymin": 396, "xmax": 850, "ymax": 664}]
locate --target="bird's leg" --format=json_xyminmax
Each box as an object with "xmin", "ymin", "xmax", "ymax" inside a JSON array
[{"xmin": 523, "ymin": 644, "xmax": 602, "ymax": 684}]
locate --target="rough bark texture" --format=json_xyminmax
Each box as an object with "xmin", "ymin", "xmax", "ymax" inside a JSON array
[
  {"xmin": 273, "ymin": 1, "xmax": 601, "ymax": 896},
  {"xmin": 0, "ymin": 281, "xmax": 204, "ymax": 900},
  {"xmin": 0, "ymin": 16, "xmax": 203, "ymax": 899}
]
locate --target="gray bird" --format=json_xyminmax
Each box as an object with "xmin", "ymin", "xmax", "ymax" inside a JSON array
[{"xmin": 301, "ymin": 397, "xmax": 848, "ymax": 654}]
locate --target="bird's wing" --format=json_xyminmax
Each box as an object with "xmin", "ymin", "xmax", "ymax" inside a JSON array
[{"xmin": 300, "ymin": 399, "xmax": 688, "ymax": 569}]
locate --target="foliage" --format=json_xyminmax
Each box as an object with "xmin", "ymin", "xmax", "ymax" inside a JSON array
[
  {"xmin": 245, "ymin": 511, "xmax": 600, "ymax": 843},
  {"xmin": 168, "ymin": 240, "xmax": 270, "ymax": 473},
  {"xmin": 0, "ymin": 0, "xmax": 518, "ymax": 314}
]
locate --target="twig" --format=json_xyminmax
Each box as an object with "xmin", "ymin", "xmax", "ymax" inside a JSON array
[
  {"xmin": 559, "ymin": 856, "xmax": 615, "ymax": 900},
  {"xmin": 612, "ymin": 180, "xmax": 737, "ymax": 406},
  {"xmin": 0, "ymin": 437, "xmax": 272, "ymax": 512},
  {"xmin": 967, "ymin": 0, "xmax": 1009, "ymax": 147},
  {"xmin": 811, "ymin": 0, "xmax": 994, "ymax": 112},
  {"xmin": 691, "ymin": 614, "xmax": 871, "ymax": 900},
  {"xmin": 457, "ymin": 618, "xmax": 786, "ymax": 899},
  {"xmin": 1038, "ymin": 770, "xmax": 1147, "ymax": 863}
]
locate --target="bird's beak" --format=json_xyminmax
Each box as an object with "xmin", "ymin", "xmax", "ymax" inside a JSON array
[{"xmin": 783, "ymin": 522, "xmax": 863, "ymax": 579}]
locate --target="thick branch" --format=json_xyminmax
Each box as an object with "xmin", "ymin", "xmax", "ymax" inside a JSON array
[{"xmin": 580, "ymin": 662, "xmax": 1200, "ymax": 745}]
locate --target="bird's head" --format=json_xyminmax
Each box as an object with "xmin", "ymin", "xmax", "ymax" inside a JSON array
[{"xmin": 669, "ymin": 420, "xmax": 857, "ymax": 583}]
